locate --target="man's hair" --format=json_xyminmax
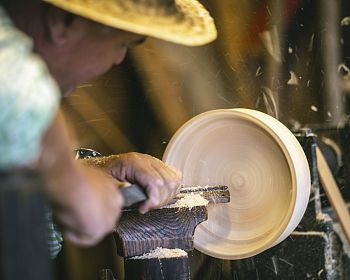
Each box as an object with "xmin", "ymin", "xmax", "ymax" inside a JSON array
[{"xmin": 1, "ymin": 0, "xmax": 44, "ymax": 19}]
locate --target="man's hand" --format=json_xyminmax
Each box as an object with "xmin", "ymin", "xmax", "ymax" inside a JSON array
[
  {"xmin": 39, "ymin": 110, "xmax": 180, "ymax": 247},
  {"xmin": 82, "ymin": 153, "xmax": 182, "ymax": 214},
  {"xmin": 54, "ymin": 165, "xmax": 124, "ymax": 246}
]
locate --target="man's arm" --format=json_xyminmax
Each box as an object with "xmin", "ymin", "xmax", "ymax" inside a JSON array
[
  {"xmin": 38, "ymin": 111, "xmax": 124, "ymax": 245},
  {"xmin": 38, "ymin": 110, "xmax": 181, "ymax": 245}
]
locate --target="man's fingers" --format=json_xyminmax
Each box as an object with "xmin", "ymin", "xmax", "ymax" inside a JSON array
[
  {"xmin": 137, "ymin": 160, "xmax": 181, "ymax": 210},
  {"xmin": 107, "ymin": 152, "xmax": 182, "ymax": 212},
  {"xmin": 139, "ymin": 184, "xmax": 161, "ymax": 214},
  {"xmin": 149, "ymin": 161, "xmax": 182, "ymax": 194}
]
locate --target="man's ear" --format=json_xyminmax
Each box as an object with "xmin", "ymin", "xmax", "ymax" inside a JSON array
[{"xmin": 44, "ymin": 5, "xmax": 77, "ymax": 46}]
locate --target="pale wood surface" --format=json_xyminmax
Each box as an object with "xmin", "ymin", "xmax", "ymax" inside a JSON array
[{"xmin": 163, "ymin": 109, "xmax": 311, "ymax": 259}]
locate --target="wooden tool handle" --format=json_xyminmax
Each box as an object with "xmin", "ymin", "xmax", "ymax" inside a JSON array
[
  {"xmin": 316, "ymin": 147, "xmax": 350, "ymax": 244},
  {"xmin": 120, "ymin": 184, "xmax": 148, "ymax": 208}
]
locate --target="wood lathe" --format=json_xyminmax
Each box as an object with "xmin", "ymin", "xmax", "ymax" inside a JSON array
[
  {"xmin": 114, "ymin": 184, "xmax": 231, "ymax": 280},
  {"xmin": 76, "ymin": 148, "xmax": 230, "ymax": 279}
]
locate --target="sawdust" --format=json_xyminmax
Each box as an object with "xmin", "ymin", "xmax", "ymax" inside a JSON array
[
  {"xmin": 79, "ymin": 155, "xmax": 118, "ymax": 168},
  {"xmin": 131, "ymin": 247, "xmax": 187, "ymax": 259},
  {"xmin": 163, "ymin": 193, "xmax": 208, "ymax": 208}
]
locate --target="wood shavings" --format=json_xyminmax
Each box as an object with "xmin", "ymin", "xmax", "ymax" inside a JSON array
[
  {"xmin": 180, "ymin": 184, "xmax": 215, "ymax": 191},
  {"xmin": 287, "ymin": 71, "xmax": 299, "ymax": 85},
  {"xmin": 163, "ymin": 193, "xmax": 208, "ymax": 208},
  {"xmin": 131, "ymin": 247, "xmax": 187, "ymax": 259},
  {"xmin": 79, "ymin": 155, "xmax": 118, "ymax": 168},
  {"xmin": 341, "ymin": 17, "xmax": 350, "ymax": 26}
]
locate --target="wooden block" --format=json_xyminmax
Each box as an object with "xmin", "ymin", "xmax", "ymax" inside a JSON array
[
  {"xmin": 114, "ymin": 206, "xmax": 207, "ymax": 257},
  {"xmin": 125, "ymin": 255, "xmax": 190, "ymax": 280}
]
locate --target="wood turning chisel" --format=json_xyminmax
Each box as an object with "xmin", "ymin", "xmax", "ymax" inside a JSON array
[{"xmin": 120, "ymin": 184, "xmax": 230, "ymax": 208}]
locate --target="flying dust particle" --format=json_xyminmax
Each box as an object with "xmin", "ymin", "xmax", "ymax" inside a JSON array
[
  {"xmin": 311, "ymin": 105, "xmax": 318, "ymax": 112},
  {"xmin": 341, "ymin": 17, "xmax": 350, "ymax": 26}
]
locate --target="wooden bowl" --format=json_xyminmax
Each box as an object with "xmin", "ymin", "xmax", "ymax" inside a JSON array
[{"xmin": 163, "ymin": 109, "xmax": 311, "ymax": 259}]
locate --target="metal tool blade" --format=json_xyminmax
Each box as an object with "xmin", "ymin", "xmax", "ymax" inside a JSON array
[
  {"xmin": 120, "ymin": 184, "xmax": 230, "ymax": 209},
  {"xmin": 173, "ymin": 185, "xmax": 230, "ymax": 204}
]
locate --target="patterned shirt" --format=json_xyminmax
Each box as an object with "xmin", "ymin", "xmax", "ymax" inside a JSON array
[
  {"xmin": 0, "ymin": 6, "xmax": 59, "ymax": 168},
  {"xmin": 0, "ymin": 6, "xmax": 62, "ymax": 258},
  {"xmin": 46, "ymin": 210, "xmax": 64, "ymax": 259}
]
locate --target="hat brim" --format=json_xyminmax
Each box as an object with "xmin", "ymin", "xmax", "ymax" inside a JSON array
[{"xmin": 43, "ymin": 0, "xmax": 217, "ymax": 46}]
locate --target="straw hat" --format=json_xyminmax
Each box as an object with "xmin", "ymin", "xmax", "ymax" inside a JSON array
[{"xmin": 42, "ymin": 0, "xmax": 217, "ymax": 46}]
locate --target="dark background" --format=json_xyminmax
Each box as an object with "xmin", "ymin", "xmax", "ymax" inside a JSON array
[{"xmin": 56, "ymin": 0, "xmax": 350, "ymax": 279}]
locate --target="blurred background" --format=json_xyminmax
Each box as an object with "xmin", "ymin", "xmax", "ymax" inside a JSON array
[{"xmin": 55, "ymin": 0, "xmax": 350, "ymax": 279}]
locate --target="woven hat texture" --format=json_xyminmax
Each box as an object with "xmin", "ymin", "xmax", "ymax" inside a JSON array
[{"xmin": 43, "ymin": 0, "xmax": 217, "ymax": 46}]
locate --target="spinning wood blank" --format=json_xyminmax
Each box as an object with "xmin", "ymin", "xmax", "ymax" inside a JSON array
[{"xmin": 163, "ymin": 109, "xmax": 311, "ymax": 259}]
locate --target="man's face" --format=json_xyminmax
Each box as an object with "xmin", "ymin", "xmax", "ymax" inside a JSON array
[{"xmin": 42, "ymin": 17, "xmax": 145, "ymax": 95}]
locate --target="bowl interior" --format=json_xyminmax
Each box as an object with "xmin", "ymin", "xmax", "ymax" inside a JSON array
[{"xmin": 163, "ymin": 110, "xmax": 296, "ymax": 259}]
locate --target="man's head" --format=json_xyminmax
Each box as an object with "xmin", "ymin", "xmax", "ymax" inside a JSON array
[
  {"xmin": 3, "ymin": 0, "xmax": 216, "ymax": 95},
  {"xmin": 34, "ymin": 5, "xmax": 147, "ymax": 95}
]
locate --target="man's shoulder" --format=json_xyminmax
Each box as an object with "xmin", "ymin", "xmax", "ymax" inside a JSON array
[
  {"xmin": 0, "ymin": 5, "xmax": 61, "ymax": 169},
  {"xmin": 0, "ymin": 5, "xmax": 59, "ymax": 99}
]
